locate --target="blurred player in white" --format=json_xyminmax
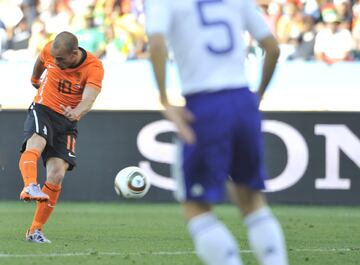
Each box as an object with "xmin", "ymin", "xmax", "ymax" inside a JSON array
[{"xmin": 146, "ymin": 1, "xmax": 287, "ymax": 265}]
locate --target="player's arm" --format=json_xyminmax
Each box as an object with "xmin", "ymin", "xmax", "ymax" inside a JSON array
[
  {"xmin": 31, "ymin": 56, "xmax": 46, "ymax": 89},
  {"xmin": 61, "ymin": 87, "xmax": 100, "ymax": 121},
  {"xmin": 147, "ymin": 0, "xmax": 195, "ymax": 144},
  {"xmin": 149, "ymin": 34, "xmax": 195, "ymax": 144},
  {"xmin": 243, "ymin": 0, "xmax": 280, "ymax": 102},
  {"xmin": 257, "ymin": 36, "xmax": 280, "ymax": 101},
  {"xmin": 149, "ymin": 34, "xmax": 169, "ymax": 106}
]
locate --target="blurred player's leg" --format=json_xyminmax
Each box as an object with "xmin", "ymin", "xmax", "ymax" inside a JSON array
[
  {"xmin": 225, "ymin": 90, "xmax": 288, "ymax": 265},
  {"xmin": 185, "ymin": 202, "xmax": 243, "ymax": 265},
  {"xmin": 229, "ymin": 184, "xmax": 288, "ymax": 265},
  {"xmin": 245, "ymin": 207, "xmax": 288, "ymax": 265}
]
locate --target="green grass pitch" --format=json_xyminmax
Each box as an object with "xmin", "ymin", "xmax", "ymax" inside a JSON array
[{"xmin": 0, "ymin": 201, "xmax": 359, "ymax": 265}]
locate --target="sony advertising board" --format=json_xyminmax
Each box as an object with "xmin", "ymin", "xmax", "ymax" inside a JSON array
[{"xmin": 0, "ymin": 111, "xmax": 359, "ymax": 204}]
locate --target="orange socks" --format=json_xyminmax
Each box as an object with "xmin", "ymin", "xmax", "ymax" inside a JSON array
[
  {"xmin": 30, "ymin": 182, "xmax": 62, "ymax": 232},
  {"xmin": 19, "ymin": 149, "xmax": 40, "ymax": 187},
  {"xmin": 20, "ymin": 150, "xmax": 62, "ymax": 232}
]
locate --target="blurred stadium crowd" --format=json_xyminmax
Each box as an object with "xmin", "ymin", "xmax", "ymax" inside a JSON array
[
  {"xmin": 0, "ymin": 0, "xmax": 360, "ymax": 64},
  {"xmin": 0, "ymin": 0, "xmax": 147, "ymax": 62}
]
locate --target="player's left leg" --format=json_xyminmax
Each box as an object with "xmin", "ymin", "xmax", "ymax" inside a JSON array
[
  {"xmin": 177, "ymin": 90, "xmax": 244, "ymax": 265},
  {"xmin": 26, "ymin": 157, "xmax": 68, "ymax": 243},
  {"xmin": 177, "ymin": 142, "xmax": 244, "ymax": 265},
  {"xmin": 184, "ymin": 201, "xmax": 243, "ymax": 265}
]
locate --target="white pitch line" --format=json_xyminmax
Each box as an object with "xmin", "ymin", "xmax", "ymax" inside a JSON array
[
  {"xmin": 291, "ymin": 248, "xmax": 356, "ymax": 252},
  {"xmin": 0, "ymin": 248, "xmax": 357, "ymax": 258}
]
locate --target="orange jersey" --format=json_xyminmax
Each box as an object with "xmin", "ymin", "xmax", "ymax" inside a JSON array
[{"xmin": 34, "ymin": 41, "xmax": 104, "ymax": 114}]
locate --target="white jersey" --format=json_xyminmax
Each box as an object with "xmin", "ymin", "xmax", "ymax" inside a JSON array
[{"xmin": 146, "ymin": 0, "xmax": 272, "ymax": 95}]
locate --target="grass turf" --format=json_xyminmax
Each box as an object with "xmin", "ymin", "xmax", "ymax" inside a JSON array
[{"xmin": 0, "ymin": 201, "xmax": 359, "ymax": 265}]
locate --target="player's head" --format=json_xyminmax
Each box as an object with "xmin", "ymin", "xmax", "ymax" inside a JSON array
[{"xmin": 51, "ymin": 31, "xmax": 79, "ymax": 69}]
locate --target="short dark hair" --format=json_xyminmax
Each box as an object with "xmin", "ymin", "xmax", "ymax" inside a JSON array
[{"xmin": 53, "ymin": 31, "xmax": 78, "ymax": 54}]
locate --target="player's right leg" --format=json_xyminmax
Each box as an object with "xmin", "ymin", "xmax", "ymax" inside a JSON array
[
  {"xmin": 19, "ymin": 104, "xmax": 51, "ymax": 202},
  {"xmin": 19, "ymin": 133, "xmax": 49, "ymax": 201},
  {"xmin": 229, "ymin": 184, "xmax": 288, "ymax": 265},
  {"xmin": 229, "ymin": 88, "xmax": 288, "ymax": 265}
]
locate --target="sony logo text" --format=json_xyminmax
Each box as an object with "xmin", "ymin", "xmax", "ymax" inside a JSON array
[{"xmin": 137, "ymin": 120, "xmax": 360, "ymax": 192}]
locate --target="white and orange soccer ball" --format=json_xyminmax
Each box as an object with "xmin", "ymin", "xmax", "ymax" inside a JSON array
[{"xmin": 114, "ymin": 166, "xmax": 151, "ymax": 199}]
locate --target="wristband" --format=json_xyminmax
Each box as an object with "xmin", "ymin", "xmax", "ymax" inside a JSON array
[{"xmin": 31, "ymin": 76, "xmax": 40, "ymax": 84}]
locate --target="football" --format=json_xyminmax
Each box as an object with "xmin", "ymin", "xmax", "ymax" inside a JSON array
[{"xmin": 114, "ymin": 166, "xmax": 151, "ymax": 199}]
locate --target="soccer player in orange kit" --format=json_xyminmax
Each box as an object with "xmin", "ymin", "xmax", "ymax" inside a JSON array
[{"xmin": 19, "ymin": 31, "xmax": 104, "ymax": 243}]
